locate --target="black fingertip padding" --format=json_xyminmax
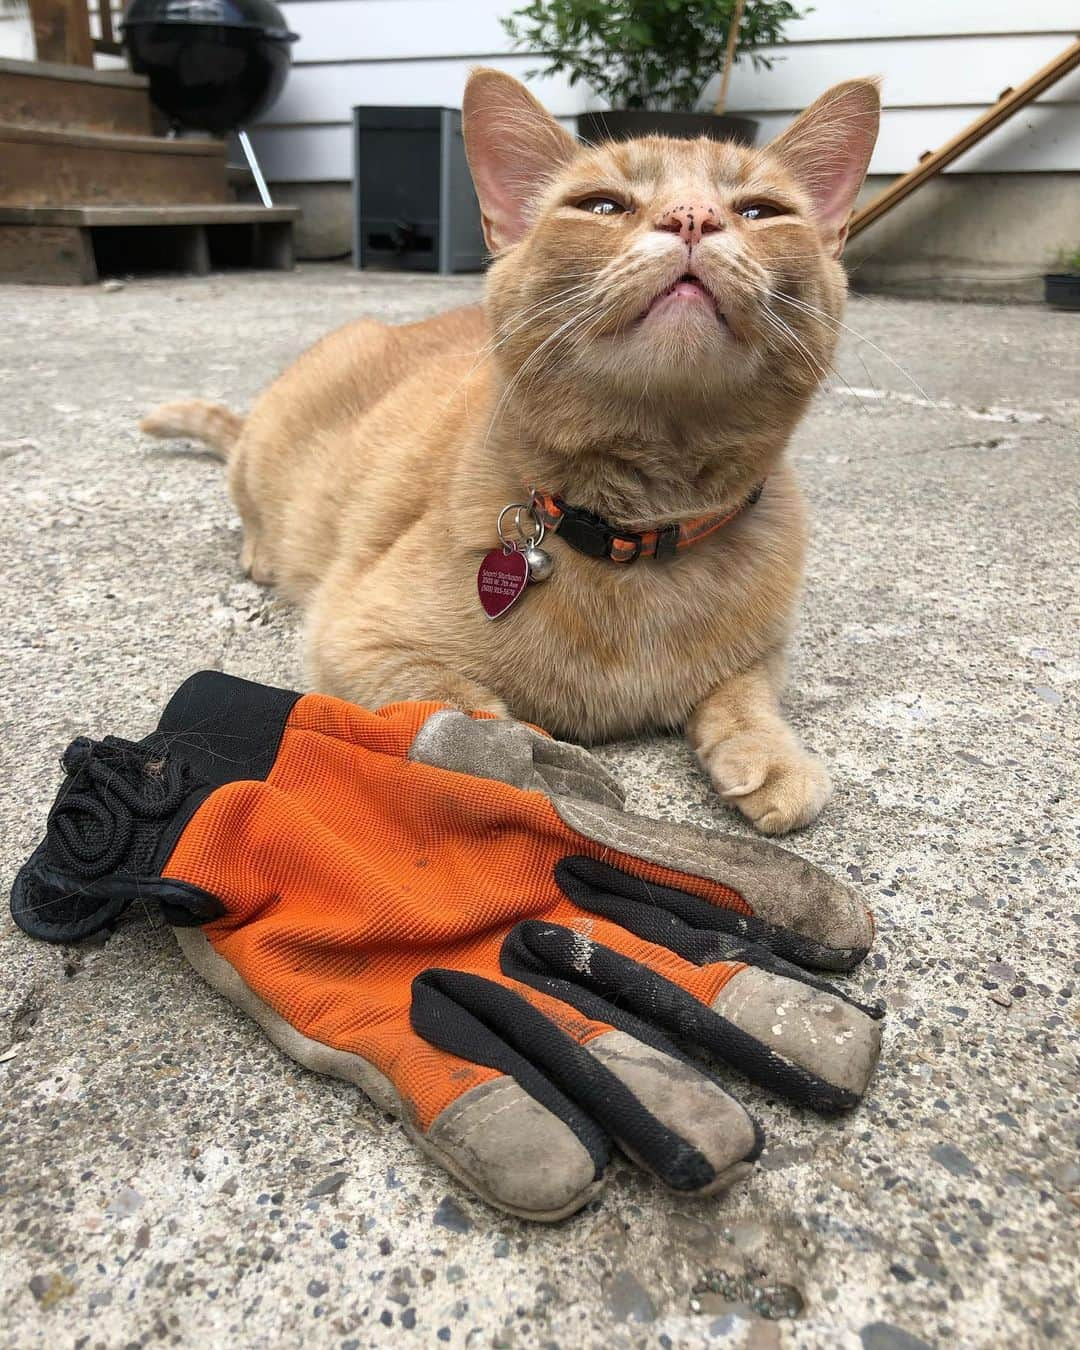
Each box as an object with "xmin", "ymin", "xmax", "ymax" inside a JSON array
[
  {"xmin": 555, "ymin": 855, "xmax": 868, "ymax": 972},
  {"xmin": 554, "ymin": 856, "xmax": 879, "ymax": 1017},
  {"xmin": 738, "ymin": 946, "xmax": 885, "ymax": 1021},
  {"xmin": 411, "ymin": 970, "xmax": 718, "ymax": 1192},
  {"xmin": 499, "ymin": 925, "xmax": 765, "ymax": 1166},
  {"xmin": 410, "ymin": 973, "xmax": 609, "ymax": 1176},
  {"xmin": 10, "ymin": 842, "xmax": 225, "ymax": 943},
  {"xmin": 570, "ymin": 879, "xmax": 880, "ymax": 1020},
  {"xmin": 507, "ymin": 922, "xmax": 862, "ymax": 1113}
]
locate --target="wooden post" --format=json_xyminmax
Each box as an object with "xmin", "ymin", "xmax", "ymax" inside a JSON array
[
  {"xmin": 255, "ymin": 221, "xmax": 296, "ymax": 271},
  {"xmin": 714, "ymin": 0, "xmax": 746, "ymax": 117},
  {"xmin": 28, "ymin": 0, "xmax": 94, "ymax": 66},
  {"xmin": 849, "ymin": 36, "xmax": 1080, "ymax": 240},
  {"xmin": 179, "ymin": 224, "xmax": 211, "ymax": 277}
]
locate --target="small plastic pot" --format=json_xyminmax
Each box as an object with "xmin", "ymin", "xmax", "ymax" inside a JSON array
[{"xmin": 1043, "ymin": 273, "xmax": 1080, "ymax": 311}]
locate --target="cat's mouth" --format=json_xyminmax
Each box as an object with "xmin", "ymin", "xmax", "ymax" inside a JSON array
[{"xmin": 642, "ymin": 273, "xmax": 727, "ymax": 327}]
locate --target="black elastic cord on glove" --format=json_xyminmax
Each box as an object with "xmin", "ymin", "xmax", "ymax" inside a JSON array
[{"xmin": 47, "ymin": 736, "xmax": 191, "ymax": 879}]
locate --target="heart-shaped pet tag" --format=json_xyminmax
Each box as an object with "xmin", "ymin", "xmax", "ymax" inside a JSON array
[{"xmin": 477, "ymin": 547, "xmax": 528, "ymax": 619}]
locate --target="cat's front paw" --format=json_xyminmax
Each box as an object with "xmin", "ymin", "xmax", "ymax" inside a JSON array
[{"xmin": 700, "ymin": 731, "xmax": 831, "ymax": 835}]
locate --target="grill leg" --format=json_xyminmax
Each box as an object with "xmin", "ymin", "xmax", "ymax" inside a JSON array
[{"xmin": 238, "ymin": 130, "xmax": 273, "ymax": 208}]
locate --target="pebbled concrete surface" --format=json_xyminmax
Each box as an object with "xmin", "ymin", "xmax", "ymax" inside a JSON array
[{"xmin": 0, "ymin": 267, "xmax": 1077, "ymax": 1350}]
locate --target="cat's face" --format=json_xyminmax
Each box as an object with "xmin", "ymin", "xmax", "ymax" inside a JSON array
[{"xmin": 464, "ymin": 74, "xmax": 880, "ymax": 419}]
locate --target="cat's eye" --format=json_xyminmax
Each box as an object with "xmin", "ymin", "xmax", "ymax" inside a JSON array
[
  {"xmin": 738, "ymin": 203, "xmax": 785, "ymax": 221},
  {"xmin": 575, "ymin": 197, "xmax": 629, "ymax": 216}
]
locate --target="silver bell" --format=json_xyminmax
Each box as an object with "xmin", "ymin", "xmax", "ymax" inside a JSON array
[{"xmin": 524, "ymin": 546, "xmax": 554, "ymax": 582}]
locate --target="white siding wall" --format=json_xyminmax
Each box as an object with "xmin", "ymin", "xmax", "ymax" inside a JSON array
[
  {"xmin": 0, "ymin": 10, "xmax": 34, "ymax": 61},
  {"xmin": 248, "ymin": 0, "xmax": 1080, "ymax": 182},
  {"xmin": 3, "ymin": 3, "xmax": 1078, "ymax": 182}
]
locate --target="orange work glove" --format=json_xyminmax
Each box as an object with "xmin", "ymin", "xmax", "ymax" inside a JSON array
[{"xmin": 12, "ymin": 672, "xmax": 882, "ymax": 1221}]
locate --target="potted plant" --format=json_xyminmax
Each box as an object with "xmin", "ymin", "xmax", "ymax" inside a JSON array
[
  {"xmin": 502, "ymin": 0, "xmax": 804, "ymax": 146},
  {"xmin": 1044, "ymin": 249, "xmax": 1080, "ymax": 311}
]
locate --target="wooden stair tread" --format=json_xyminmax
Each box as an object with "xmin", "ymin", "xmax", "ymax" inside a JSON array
[
  {"xmin": 0, "ymin": 121, "xmax": 222, "ymax": 155},
  {"xmin": 0, "ymin": 204, "xmax": 300, "ymax": 225},
  {"xmin": 0, "ymin": 58, "xmax": 153, "ymax": 136},
  {"xmin": 1, "ymin": 209, "xmax": 298, "ymax": 284},
  {"xmin": 0, "ymin": 57, "xmax": 148, "ymax": 90}
]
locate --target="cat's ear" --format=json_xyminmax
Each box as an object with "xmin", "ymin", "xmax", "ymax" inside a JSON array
[
  {"xmin": 463, "ymin": 68, "xmax": 579, "ymax": 253},
  {"xmin": 768, "ymin": 79, "xmax": 881, "ymax": 257}
]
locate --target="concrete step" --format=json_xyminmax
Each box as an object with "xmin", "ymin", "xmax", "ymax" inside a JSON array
[
  {"xmin": 0, "ymin": 203, "xmax": 301, "ymax": 284},
  {"xmin": 0, "ymin": 123, "xmax": 230, "ymax": 208},
  {"xmin": 0, "ymin": 57, "xmax": 152, "ymax": 136}
]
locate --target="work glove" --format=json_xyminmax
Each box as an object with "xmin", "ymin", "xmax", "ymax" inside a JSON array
[{"xmin": 12, "ymin": 672, "xmax": 882, "ymax": 1222}]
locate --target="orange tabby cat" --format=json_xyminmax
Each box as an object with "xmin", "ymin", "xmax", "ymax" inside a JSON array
[{"xmin": 142, "ymin": 70, "xmax": 879, "ymax": 835}]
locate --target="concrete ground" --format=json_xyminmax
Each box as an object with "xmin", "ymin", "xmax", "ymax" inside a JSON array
[{"xmin": 0, "ymin": 267, "xmax": 1076, "ymax": 1350}]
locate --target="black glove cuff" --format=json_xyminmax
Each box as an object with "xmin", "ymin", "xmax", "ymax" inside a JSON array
[
  {"xmin": 154, "ymin": 669, "xmax": 302, "ymax": 788},
  {"xmin": 11, "ymin": 671, "xmax": 301, "ymax": 944}
]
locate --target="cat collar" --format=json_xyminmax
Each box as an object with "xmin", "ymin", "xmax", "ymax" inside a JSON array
[
  {"xmin": 476, "ymin": 482, "xmax": 766, "ymax": 620},
  {"xmin": 530, "ymin": 482, "xmax": 764, "ymax": 565}
]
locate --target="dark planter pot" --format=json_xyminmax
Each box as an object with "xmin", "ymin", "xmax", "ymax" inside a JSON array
[
  {"xmin": 577, "ymin": 109, "xmax": 757, "ymax": 146},
  {"xmin": 1043, "ymin": 273, "xmax": 1080, "ymax": 310}
]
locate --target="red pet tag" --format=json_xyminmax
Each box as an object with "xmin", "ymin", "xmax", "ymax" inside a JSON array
[{"xmin": 477, "ymin": 547, "xmax": 529, "ymax": 620}]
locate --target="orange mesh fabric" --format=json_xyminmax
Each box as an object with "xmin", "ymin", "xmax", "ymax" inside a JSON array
[{"xmin": 163, "ymin": 692, "xmax": 750, "ymax": 1129}]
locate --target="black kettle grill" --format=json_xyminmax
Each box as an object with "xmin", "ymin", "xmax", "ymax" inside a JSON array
[
  {"xmin": 122, "ymin": 0, "xmax": 298, "ymax": 134},
  {"xmin": 122, "ymin": 0, "xmax": 299, "ymax": 205}
]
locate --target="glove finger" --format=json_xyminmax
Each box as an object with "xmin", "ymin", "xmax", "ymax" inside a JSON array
[
  {"xmin": 557, "ymin": 853, "xmax": 869, "ymax": 972},
  {"xmin": 555, "ymin": 856, "xmax": 883, "ymax": 1017},
  {"xmin": 505, "ymin": 922, "xmax": 880, "ymax": 1111},
  {"xmin": 412, "ymin": 969, "xmax": 760, "ymax": 1199},
  {"xmin": 550, "ymin": 796, "xmax": 873, "ymax": 965},
  {"xmin": 708, "ymin": 964, "xmax": 882, "ymax": 1101},
  {"xmin": 176, "ymin": 925, "xmax": 605, "ymax": 1221},
  {"xmin": 527, "ymin": 732, "xmax": 626, "ymax": 808}
]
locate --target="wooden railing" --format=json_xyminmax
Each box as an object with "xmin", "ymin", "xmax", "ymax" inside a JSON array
[
  {"xmin": 848, "ymin": 36, "xmax": 1080, "ymax": 240},
  {"xmin": 27, "ymin": 0, "xmax": 123, "ymax": 64}
]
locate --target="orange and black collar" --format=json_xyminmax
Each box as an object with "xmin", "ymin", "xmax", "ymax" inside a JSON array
[{"xmin": 531, "ymin": 483, "xmax": 764, "ymax": 565}]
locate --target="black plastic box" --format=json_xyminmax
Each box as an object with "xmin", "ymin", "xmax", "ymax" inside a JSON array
[{"xmin": 352, "ymin": 106, "xmax": 485, "ymax": 274}]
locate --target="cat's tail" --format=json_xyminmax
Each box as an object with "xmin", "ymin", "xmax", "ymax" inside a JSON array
[{"xmin": 140, "ymin": 399, "xmax": 243, "ymax": 461}]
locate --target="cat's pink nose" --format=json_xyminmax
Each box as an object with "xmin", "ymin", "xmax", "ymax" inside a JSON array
[{"xmin": 656, "ymin": 203, "xmax": 723, "ymax": 246}]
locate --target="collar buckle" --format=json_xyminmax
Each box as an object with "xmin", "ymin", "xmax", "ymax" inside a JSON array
[{"xmin": 556, "ymin": 506, "xmax": 617, "ymax": 560}]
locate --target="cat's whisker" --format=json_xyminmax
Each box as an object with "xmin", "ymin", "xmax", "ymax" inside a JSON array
[
  {"xmin": 479, "ymin": 282, "xmax": 596, "ymax": 364},
  {"xmin": 530, "ymin": 297, "xmax": 617, "ymax": 395},
  {"xmin": 511, "ymin": 289, "xmax": 625, "ymax": 438},
  {"xmin": 461, "ymin": 277, "xmax": 601, "ymax": 373},
  {"xmin": 495, "ymin": 282, "xmax": 598, "ymax": 343},
  {"xmin": 483, "ymin": 300, "xmax": 602, "ymax": 457},
  {"xmin": 770, "ymin": 290, "xmax": 937, "ymax": 406},
  {"xmin": 523, "ymin": 298, "xmax": 613, "ymax": 392},
  {"xmin": 758, "ymin": 305, "xmax": 832, "ymax": 387},
  {"xmin": 419, "ymin": 280, "xmax": 600, "ymax": 438},
  {"xmin": 759, "ymin": 303, "xmax": 875, "ymax": 412}
]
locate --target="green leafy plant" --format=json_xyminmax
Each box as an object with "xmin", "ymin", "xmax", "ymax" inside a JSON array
[
  {"xmin": 1054, "ymin": 247, "xmax": 1080, "ymax": 275},
  {"xmin": 502, "ymin": 0, "xmax": 806, "ymax": 112}
]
